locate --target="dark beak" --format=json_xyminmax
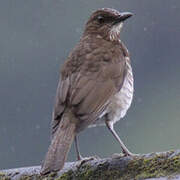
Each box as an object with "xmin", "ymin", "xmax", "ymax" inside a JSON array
[{"xmin": 115, "ymin": 12, "xmax": 133, "ymax": 24}]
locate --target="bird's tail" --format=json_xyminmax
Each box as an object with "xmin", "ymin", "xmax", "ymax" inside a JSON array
[{"xmin": 40, "ymin": 112, "xmax": 76, "ymax": 175}]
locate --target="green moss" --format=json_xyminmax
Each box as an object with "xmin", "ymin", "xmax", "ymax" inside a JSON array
[
  {"xmin": 1, "ymin": 150, "xmax": 180, "ymax": 180},
  {"xmin": 55, "ymin": 151, "xmax": 180, "ymax": 180},
  {"xmin": 56, "ymin": 170, "xmax": 74, "ymax": 180},
  {"xmin": 0, "ymin": 172, "xmax": 11, "ymax": 180},
  {"xmin": 49, "ymin": 172, "xmax": 57, "ymax": 178},
  {"xmin": 19, "ymin": 175, "xmax": 32, "ymax": 180},
  {"xmin": 124, "ymin": 152, "xmax": 180, "ymax": 179},
  {"xmin": 18, "ymin": 174, "xmax": 57, "ymax": 180},
  {"xmin": 0, "ymin": 172, "xmax": 5, "ymax": 176}
]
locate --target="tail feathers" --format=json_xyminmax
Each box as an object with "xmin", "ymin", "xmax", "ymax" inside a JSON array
[{"xmin": 41, "ymin": 115, "xmax": 76, "ymax": 175}]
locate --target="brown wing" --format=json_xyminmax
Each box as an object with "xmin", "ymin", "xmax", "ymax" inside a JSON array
[
  {"xmin": 51, "ymin": 59, "xmax": 126, "ymax": 136},
  {"xmin": 51, "ymin": 76, "xmax": 69, "ymax": 136}
]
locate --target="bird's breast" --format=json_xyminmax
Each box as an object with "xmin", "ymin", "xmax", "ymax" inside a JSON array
[{"xmin": 107, "ymin": 58, "xmax": 134, "ymax": 124}]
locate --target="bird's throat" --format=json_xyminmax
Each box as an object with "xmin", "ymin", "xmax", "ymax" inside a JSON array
[{"xmin": 109, "ymin": 22, "xmax": 123, "ymax": 41}]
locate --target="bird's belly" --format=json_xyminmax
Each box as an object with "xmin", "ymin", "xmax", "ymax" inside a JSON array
[
  {"xmin": 89, "ymin": 68, "xmax": 134, "ymax": 128},
  {"xmin": 108, "ymin": 68, "xmax": 134, "ymax": 124}
]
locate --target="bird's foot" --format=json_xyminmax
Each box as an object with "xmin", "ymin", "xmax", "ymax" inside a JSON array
[
  {"xmin": 111, "ymin": 153, "xmax": 124, "ymax": 158},
  {"xmin": 122, "ymin": 149, "xmax": 139, "ymax": 157},
  {"xmin": 77, "ymin": 154, "xmax": 83, "ymax": 161},
  {"xmin": 124, "ymin": 152, "xmax": 140, "ymax": 158},
  {"xmin": 77, "ymin": 155, "xmax": 100, "ymax": 167},
  {"xmin": 112, "ymin": 151, "xmax": 139, "ymax": 159}
]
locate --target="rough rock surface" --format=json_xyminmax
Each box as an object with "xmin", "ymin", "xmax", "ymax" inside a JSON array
[{"xmin": 1, "ymin": 150, "xmax": 180, "ymax": 180}]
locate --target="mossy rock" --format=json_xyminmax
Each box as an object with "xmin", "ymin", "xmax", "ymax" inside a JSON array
[{"xmin": 1, "ymin": 150, "xmax": 180, "ymax": 180}]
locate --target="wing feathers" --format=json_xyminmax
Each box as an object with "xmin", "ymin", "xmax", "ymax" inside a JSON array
[{"xmin": 52, "ymin": 59, "xmax": 126, "ymax": 134}]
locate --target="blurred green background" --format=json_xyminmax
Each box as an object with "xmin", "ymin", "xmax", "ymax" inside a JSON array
[{"xmin": 0, "ymin": 0, "xmax": 180, "ymax": 169}]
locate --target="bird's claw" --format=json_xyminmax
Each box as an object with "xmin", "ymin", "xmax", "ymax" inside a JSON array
[
  {"xmin": 112, "ymin": 152, "xmax": 139, "ymax": 159},
  {"xmin": 77, "ymin": 155, "xmax": 100, "ymax": 167}
]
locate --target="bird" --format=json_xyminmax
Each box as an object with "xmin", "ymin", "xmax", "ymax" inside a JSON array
[{"xmin": 41, "ymin": 8, "xmax": 134, "ymax": 175}]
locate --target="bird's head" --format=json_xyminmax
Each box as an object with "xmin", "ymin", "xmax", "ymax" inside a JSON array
[{"xmin": 84, "ymin": 8, "xmax": 133, "ymax": 41}]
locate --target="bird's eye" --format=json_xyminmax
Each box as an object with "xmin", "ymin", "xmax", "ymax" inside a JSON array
[{"xmin": 97, "ymin": 15, "xmax": 105, "ymax": 24}]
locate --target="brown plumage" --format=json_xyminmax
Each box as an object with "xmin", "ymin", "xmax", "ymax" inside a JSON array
[{"xmin": 41, "ymin": 8, "xmax": 134, "ymax": 175}]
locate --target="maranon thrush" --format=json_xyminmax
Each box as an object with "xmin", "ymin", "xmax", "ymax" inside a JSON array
[{"xmin": 41, "ymin": 8, "xmax": 134, "ymax": 175}]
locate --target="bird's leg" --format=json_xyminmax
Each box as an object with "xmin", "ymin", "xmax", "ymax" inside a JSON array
[
  {"xmin": 106, "ymin": 121, "xmax": 134, "ymax": 156},
  {"xmin": 74, "ymin": 136, "xmax": 100, "ymax": 168},
  {"xmin": 74, "ymin": 135, "xmax": 83, "ymax": 161}
]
